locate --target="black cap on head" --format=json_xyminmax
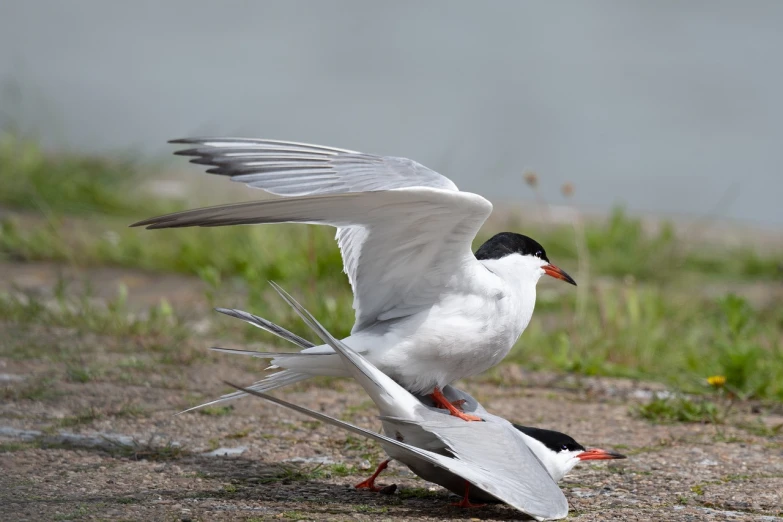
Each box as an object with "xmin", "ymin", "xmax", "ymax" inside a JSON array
[
  {"xmin": 475, "ymin": 232, "xmax": 549, "ymax": 262},
  {"xmin": 513, "ymin": 424, "xmax": 585, "ymax": 453}
]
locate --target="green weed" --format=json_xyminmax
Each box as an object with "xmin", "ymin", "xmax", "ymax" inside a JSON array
[
  {"xmin": 738, "ymin": 419, "xmax": 783, "ymax": 438},
  {"xmin": 198, "ymin": 405, "xmax": 234, "ymax": 417},
  {"xmin": 508, "ymin": 289, "xmax": 783, "ymax": 401},
  {"xmin": 2, "ymin": 376, "xmax": 60, "ymax": 402},
  {"xmin": 112, "ymin": 403, "xmax": 147, "ymax": 418},
  {"xmin": 0, "ymin": 131, "xmax": 175, "ymax": 216},
  {"xmin": 0, "ymin": 441, "xmax": 34, "ymax": 452},
  {"xmin": 57, "ymin": 408, "xmax": 102, "ymax": 428},
  {"xmin": 0, "ymin": 286, "xmax": 187, "ymax": 339},
  {"xmin": 636, "ymin": 396, "xmax": 725, "ymax": 424},
  {"xmin": 324, "ymin": 462, "xmax": 355, "ymax": 477},
  {"xmin": 356, "ymin": 505, "xmax": 389, "ymax": 514},
  {"xmin": 65, "ymin": 365, "xmax": 99, "ymax": 383}
]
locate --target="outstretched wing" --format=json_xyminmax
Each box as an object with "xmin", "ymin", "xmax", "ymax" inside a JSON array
[{"xmin": 134, "ymin": 139, "xmax": 493, "ymax": 331}]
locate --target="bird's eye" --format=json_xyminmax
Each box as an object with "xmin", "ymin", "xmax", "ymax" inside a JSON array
[
  {"xmin": 535, "ymin": 251, "xmax": 543, "ymax": 258},
  {"xmin": 560, "ymin": 444, "xmax": 569, "ymax": 451}
]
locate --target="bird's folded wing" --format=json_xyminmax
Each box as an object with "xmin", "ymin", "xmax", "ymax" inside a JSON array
[
  {"xmin": 230, "ymin": 383, "xmax": 566, "ymax": 521},
  {"xmin": 268, "ymin": 281, "xmax": 424, "ymax": 418},
  {"xmin": 134, "ymin": 138, "xmax": 494, "ymax": 331},
  {"xmin": 267, "ymin": 282, "xmax": 568, "ymax": 519},
  {"xmin": 407, "ymin": 416, "xmax": 568, "ymax": 518}
]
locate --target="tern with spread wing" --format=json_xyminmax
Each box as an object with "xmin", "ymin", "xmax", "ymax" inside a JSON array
[
  {"xmin": 133, "ymin": 138, "xmax": 576, "ymax": 420},
  {"xmin": 230, "ymin": 282, "xmax": 571, "ymax": 519}
]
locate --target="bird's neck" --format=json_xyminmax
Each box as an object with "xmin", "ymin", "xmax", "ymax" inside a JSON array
[{"xmin": 478, "ymin": 256, "xmax": 540, "ymax": 332}]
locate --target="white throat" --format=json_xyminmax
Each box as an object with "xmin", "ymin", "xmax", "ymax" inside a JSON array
[
  {"xmin": 478, "ymin": 253, "xmax": 545, "ymax": 334},
  {"xmin": 517, "ymin": 432, "xmax": 582, "ymax": 482}
]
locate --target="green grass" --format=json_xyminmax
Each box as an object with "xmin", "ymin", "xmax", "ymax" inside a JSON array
[
  {"xmin": 56, "ymin": 408, "xmax": 103, "ymax": 428},
  {"xmin": 0, "ymin": 282, "xmax": 187, "ymax": 339},
  {"xmin": 506, "ymin": 291, "xmax": 783, "ymax": 401},
  {"xmin": 1, "ymin": 132, "xmax": 782, "ymax": 404},
  {"xmin": 197, "ymin": 405, "xmax": 234, "ymax": 417},
  {"xmin": 636, "ymin": 396, "xmax": 726, "ymax": 424},
  {"xmin": 0, "ymin": 441, "xmax": 35, "ymax": 453},
  {"xmin": 2, "ymin": 376, "xmax": 61, "ymax": 402},
  {"xmin": 0, "ymin": 131, "xmax": 177, "ymax": 216}
]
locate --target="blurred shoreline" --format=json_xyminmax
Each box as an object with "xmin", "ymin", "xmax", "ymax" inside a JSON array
[{"xmin": 145, "ymin": 167, "xmax": 783, "ymax": 250}]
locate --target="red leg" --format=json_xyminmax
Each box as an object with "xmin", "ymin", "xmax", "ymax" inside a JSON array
[
  {"xmin": 354, "ymin": 459, "xmax": 390, "ymax": 492},
  {"xmin": 451, "ymin": 481, "xmax": 486, "ymax": 508},
  {"xmin": 429, "ymin": 387, "xmax": 482, "ymax": 422}
]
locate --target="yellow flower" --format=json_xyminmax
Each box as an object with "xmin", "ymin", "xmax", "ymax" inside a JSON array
[{"xmin": 707, "ymin": 375, "xmax": 726, "ymax": 387}]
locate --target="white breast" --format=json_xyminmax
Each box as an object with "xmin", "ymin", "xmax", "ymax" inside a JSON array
[{"xmin": 364, "ymin": 254, "xmax": 541, "ymax": 394}]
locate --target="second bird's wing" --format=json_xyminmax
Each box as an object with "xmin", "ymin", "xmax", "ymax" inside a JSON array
[
  {"xmin": 266, "ymin": 282, "xmax": 568, "ymax": 520},
  {"xmin": 132, "ymin": 139, "xmax": 493, "ymax": 331},
  {"xmin": 232, "ymin": 384, "xmax": 566, "ymax": 521}
]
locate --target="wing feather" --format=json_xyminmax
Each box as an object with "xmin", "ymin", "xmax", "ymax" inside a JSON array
[
  {"xmin": 136, "ymin": 139, "xmax": 493, "ymax": 329},
  {"xmin": 231, "ymin": 383, "xmax": 567, "ymax": 520}
]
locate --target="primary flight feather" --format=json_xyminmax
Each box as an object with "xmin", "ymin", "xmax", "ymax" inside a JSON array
[{"xmin": 133, "ymin": 138, "xmax": 576, "ymax": 419}]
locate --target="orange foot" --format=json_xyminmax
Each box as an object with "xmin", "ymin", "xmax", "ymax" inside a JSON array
[
  {"xmin": 354, "ymin": 459, "xmax": 390, "ymax": 492},
  {"xmin": 430, "ymin": 387, "xmax": 482, "ymax": 422},
  {"xmin": 451, "ymin": 481, "xmax": 486, "ymax": 508}
]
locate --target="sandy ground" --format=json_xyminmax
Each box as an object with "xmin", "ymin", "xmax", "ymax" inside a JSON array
[{"xmin": 2, "ymin": 263, "xmax": 782, "ymax": 521}]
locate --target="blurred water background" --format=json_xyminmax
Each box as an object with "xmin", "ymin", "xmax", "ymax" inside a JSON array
[{"xmin": 1, "ymin": 1, "xmax": 782, "ymax": 227}]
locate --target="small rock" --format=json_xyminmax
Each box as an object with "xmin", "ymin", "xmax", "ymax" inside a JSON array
[
  {"xmin": 201, "ymin": 446, "xmax": 247, "ymax": 457},
  {"xmin": 284, "ymin": 456, "xmax": 335, "ymax": 465},
  {"xmin": 379, "ymin": 484, "xmax": 397, "ymax": 495}
]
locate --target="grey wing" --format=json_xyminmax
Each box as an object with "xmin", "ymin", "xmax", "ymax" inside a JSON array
[
  {"xmin": 214, "ymin": 307, "xmax": 315, "ymax": 349},
  {"xmin": 410, "ymin": 415, "xmax": 569, "ymax": 519},
  {"xmin": 170, "ymin": 138, "xmax": 459, "ymax": 196},
  {"xmin": 231, "ymin": 384, "xmax": 567, "ymax": 521},
  {"xmin": 141, "ymin": 138, "xmax": 493, "ymax": 331},
  {"xmin": 268, "ymin": 281, "xmax": 424, "ymax": 419},
  {"xmin": 266, "ymin": 283, "xmax": 567, "ymax": 520}
]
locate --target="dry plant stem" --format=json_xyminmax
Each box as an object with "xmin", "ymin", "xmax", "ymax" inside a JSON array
[
  {"xmin": 571, "ymin": 208, "xmax": 590, "ymax": 323},
  {"xmin": 307, "ymin": 225, "xmax": 317, "ymax": 295}
]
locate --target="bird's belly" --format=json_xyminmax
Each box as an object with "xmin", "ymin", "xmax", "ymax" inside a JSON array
[{"xmin": 370, "ymin": 299, "xmax": 523, "ymax": 394}]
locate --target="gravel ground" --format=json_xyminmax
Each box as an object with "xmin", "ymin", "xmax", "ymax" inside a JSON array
[
  {"xmin": 2, "ymin": 354, "xmax": 782, "ymax": 521},
  {"xmin": 1, "ymin": 262, "xmax": 782, "ymax": 521}
]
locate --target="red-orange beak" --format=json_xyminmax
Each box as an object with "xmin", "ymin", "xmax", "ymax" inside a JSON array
[
  {"xmin": 577, "ymin": 448, "xmax": 627, "ymax": 461},
  {"xmin": 542, "ymin": 264, "xmax": 577, "ymax": 286}
]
